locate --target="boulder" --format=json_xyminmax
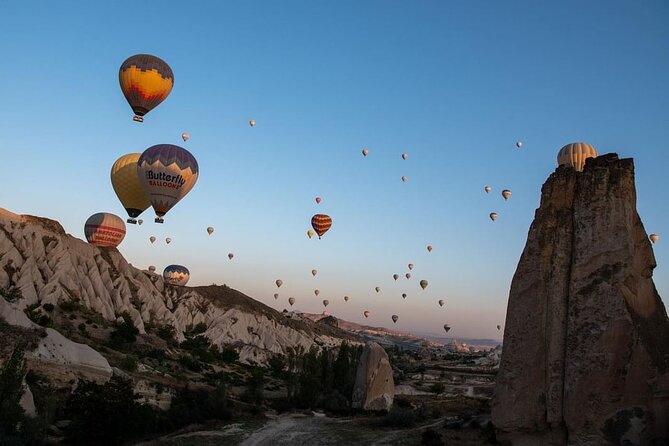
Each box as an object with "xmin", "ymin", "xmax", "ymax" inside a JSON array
[
  {"xmin": 492, "ymin": 154, "xmax": 669, "ymax": 445},
  {"xmin": 352, "ymin": 342, "xmax": 394, "ymax": 411}
]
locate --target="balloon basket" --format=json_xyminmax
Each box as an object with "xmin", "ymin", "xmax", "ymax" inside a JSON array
[
  {"xmin": 133, "ymin": 116, "xmax": 144, "ymax": 122},
  {"xmin": 127, "ymin": 219, "xmax": 137, "ymax": 224},
  {"xmin": 155, "ymin": 217, "xmax": 164, "ymax": 224}
]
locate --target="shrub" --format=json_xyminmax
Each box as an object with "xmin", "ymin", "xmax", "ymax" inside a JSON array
[
  {"xmin": 320, "ymin": 390, "xmax": 349, "ymax": 414},
  {"xmin": 191, "ymin": 322, "xmax": 207, "ymax": 335},
  {"xmin": 109, "ymin": 313, "xmax": 139, "ymax": 347},
  {"xmin": 41, "ymin": 303, "xmax": 55, "ymax": 312},
  {"xmin": 268, "ymin": 355, "xmax": 286, "ymax": 376},
  {"xmin": 383, "ymin": 407, "xmax": 416, "ymax": 428},
  {"xmin": 220, "ymin": 346, "xmax": 240, "ymax": 364},
  {"xmin": 156, "ymin": 324, "xmax": 176, "ymax": 342},
  {"xmin": 0, "ymin": 286, "xmax": 23, "ymax": 303},
  {"xmin": 430, "ymin": 383, "xmax": 445, "ymax": 394},
  {"xmin": 178, "ymin": 354, "xmax": 203, "ymax": 372},
  {"xmin": 421, "ymin": 428, "xmax": 445, "ymax": 446},
  {"xmin": 58, "ymin": 299, "xmax": 81, "ymax": 312},
  {"xmin": 119, "ymin": 354, "xmax": 139, "ymax": 372}
]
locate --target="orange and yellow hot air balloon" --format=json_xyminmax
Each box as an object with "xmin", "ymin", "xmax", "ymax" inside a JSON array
[
  {"xmin": 119, "ymin": 54, "xmax": 174, "ymax": 122},
  {"xmin": 111, "ymin": 153, "xmax": 150, "ymax": 224},
  {"xmin": 311, "ymin": 214, "xmax": 332, "ymax": 239}
]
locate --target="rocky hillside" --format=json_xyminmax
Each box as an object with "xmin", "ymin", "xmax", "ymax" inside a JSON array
[
  {"xmin": 0, "ymin": 207, "xmax": 359, "ymax": 366},
  {"xmin": 492, "ymin": 154, "xmax": 669, "ymax": 445}
]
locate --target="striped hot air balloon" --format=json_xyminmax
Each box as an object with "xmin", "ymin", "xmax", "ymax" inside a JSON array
[
  {"xmin": 111, "ymin": 153, "xmax": 150, "ymax": 224},
  {"xmin": 163, "ymin": 265, "xmax": 190, "ymax": 286},
  {"xmin": 84, "ymin": 213, "xmax": 126, "ymax": 248},
  {"xmin": 557, "ymin": 142, "xmax": 598, "ymax": 172},
  {"xmin": 137, "ymin": 144, "xmax": 199, "ymax": 223},
  {"xmin": 311, "ymin": 214, "xmax": 332, "ymax": 239},
  {"xmin": 119, "ymin": 54, "xmax": 174, "ymax": 122}
]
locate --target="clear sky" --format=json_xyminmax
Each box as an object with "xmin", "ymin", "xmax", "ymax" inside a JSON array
[{"xmin": 1, "ymin": 1, "xmax": 667, "ymax": 341}]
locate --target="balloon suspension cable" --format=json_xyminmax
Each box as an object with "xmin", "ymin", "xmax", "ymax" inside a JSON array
[{"xmin": 133, "ymin": 116, "xmax": 144, "ymax": 123}]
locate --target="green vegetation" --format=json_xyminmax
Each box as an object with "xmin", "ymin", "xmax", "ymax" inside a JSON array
[
  {"xmin": 109, "ymin": 312, "xmax": 139, "ymax": 348},
  {"xmin": 24, "ymin": 303, "xmax": 52, "ymax": 327},
  {"xmin": 0, "ymin": 286, "xmax": 23, "ymax": 303},
  {"xmin": 119, "ymin": 354, "xmax": 139, "ymax": 372}
]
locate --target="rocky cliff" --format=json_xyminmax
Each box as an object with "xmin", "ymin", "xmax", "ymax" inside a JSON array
[
  {"xmin": 492, "ymin": 154, "xmax": 669, "ymax": 445},
  {"xmin": 0, "ymin": 208, "xmax": 358, "ymax": 367}
]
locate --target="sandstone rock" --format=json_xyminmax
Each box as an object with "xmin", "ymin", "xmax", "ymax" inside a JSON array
[
  {"xmin": 492, "ymin": 154, "xmax": 669, "ymax": 445},
  {"xmin": 19, "ymin": 380, "xmax": 36, "ymax": 417},
  {"xmin": 0, "ymin": 209, "xmax": 359, "ymax": 367},
  {"xmin": 352, "ymin": 342, "xmax": 394, "ymax": 411}
]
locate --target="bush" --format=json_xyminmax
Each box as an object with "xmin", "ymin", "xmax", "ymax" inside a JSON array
[
  {"xmin": 58, "ymin": 299, "xmax": 81, "ymax": 312},
  {"xmin": 119, "ymin": 354, "xmax": 139, "ymax": 372},
  {"xmin": 156, "ymin": 324, "xmax": 176, "ymax": 342},
  {"xmin": 167, "ymin": 383, "xmax": 231, "ymax": 426},
  {"xmin": 320, "ymin": 390, "xmax": 349, "ymax": 414},
  {"xmin": 268, "ymin": 355, "xmax": 286, "ymax": 376},
  {"xmin": 430, "ymin": 383, "xmax": 445, "ymax": 394},
  {"xmin": 190, "ymin": 322, "xmax": 207, "ymax": 335},
  {"xmin": 109, "ymin": 313, "xmax": 139, "ymax": 347},
  {"xmin": 0, "ymin": 287, "xmax": 23, "ymax": 303},
  {"xmin": 41, "ymin": 303, "xmax": 55, "ymax": 312},
  {"xmin": 383, "ymin": 406, "xmax": 416, "ymax": 428},
  {"xmin": 421, "ymin": 428, "xmax": 445, "ymax": 446},
  {"xmin": 220, "ymin": 346, "xmax": 240, "ymax": 364},
  {"xmin": 178, "ymin": 354, "xmax": 203, "ymax": 372}
]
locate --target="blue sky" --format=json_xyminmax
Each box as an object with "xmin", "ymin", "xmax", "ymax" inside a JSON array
[{"xmin": 1, "ymin": 1, "xmax": 667, "ymax": 340}]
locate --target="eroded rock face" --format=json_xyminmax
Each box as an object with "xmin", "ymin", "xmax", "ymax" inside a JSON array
[
  {"xmin": 0, "ymin": 208, "xmax": 359, "ymax": 366},
  {"xmin": 352, "ymin": 342, "xmax": 394, "ymax": 411},
  {"xmin": 492, "ymin": 154, "xmax": 669, "ymax": 445}
]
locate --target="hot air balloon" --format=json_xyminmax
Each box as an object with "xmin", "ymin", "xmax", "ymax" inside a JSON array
[
  {"xmin": 406, "ymin": 273, "xmax": 411, "ymax": 279},
  {"xmin": 362, "ymin": 148, "xmax": 369, "ymax": 157},
  {"xmin": 137, "ymin": 144, "xmax": 199, "ymax": 223},
  {"xmin": 375, "ymin": 287, "xmax": 381, "ymax": 293},
  {"xmin": 502, "ymin": 190, "xmax": 512, "ymax": 201},
  {"xmin": 344, "ymin": 295, "xmax": 350, "ymax": 302},
  {"xmin": 182, "ymin": 132, "xmax": 189, "ymax": 142},
  {"xmin": 149, "ymin": 236, "xmax": 156, "ymax": 244},
  {"xmin": 314, "ymin": 289, "xmax": 320, "ymax": 296},
  {"xmin": 312, "ymin": 269, "xmax": 318, "ymax": 277},
  {"xmin": 402, "ymin": 293, "xmax": 407, "ymax": 299},
  {"xmin": 401, "ymin": 153, "xmax": 408, "ymax": 160},
  {"xmin": 408, "ymin": 264, "xmax": 414, "ymax": 270},
  {"xmin": 84, "ymin": 213, "xmax": 126, "ymax": 248},
  {"xmin": 207, "ymin": 227, "xmax": 214, "ymax": 235},
  {"xmin": 311, "ymin": 214, "xmax": 332, "ymax": 239},
  {"xmin": 438, "ymin": 300, "xmax": 445, "ymax": 307},
  {"xmin": 119, "ymin": 54, "xmax": 174, "ymax": 122},
  {"xmin": 557, "ymin": 142, "xmax": 598, "ymax": 172},
  {"xmin": 289, "ymin": 297, "xmax": 295, "ymax": 306},
  {"xmin": 163, "ymin": 265, "xmax": 190, "ymax": 286},
  {"xmin": 497, "ymin": 325, "xmax": 501, "ymax": 330},
  {"xmin": 315, "ymin": 197, "xmax": 322, "ymax": 204},
  {"xmin": 490, "ymin": 212, "xmax": 498, "ymax": 221},
  {"xmin": 111, "ymin": 153, "xmax": 151, "ymax": 224},
  {"xmin": 148, "ymin": 265, "xmax": 156, "ymax": 272},
  {"xmin": 392, "ymin": 315, "xmax": 399, "ymax": 323},
  {"xmin": 249, "ymin": 119, "xmax": 256, "ymax": 127},
  {"xmin": 484, "ymin": 186, "xmax": 491, "ymax": 193},
  {"xmin": 420, "ymin": 280, "xmax": 428, "ymax": 290},
  {"xmin": 322, "ymin": 299, "xmax": 329, "ymax": 308},
  {"xmin": 274, "ymin": 293, "xmax": 279, "ymax": 300},
  {"xmin": 276, "ymin": 279, "xmax": 283, "ymax": 288},
  {"xmin": 363, "ymin": 310, "xmax": 370, "ymax": 318},
  {"xmin": 393, "ymin": 274, "xmax": 399, "ymax": 281},
  {"xmin": 228, "ymin": 253, "xmax": 234, "ymax": 260},
  {"xmin": 516, "ymin": 141, "xmax": 523, "ymax": 148},
  {"xmin": 649, "ymin": 234, "xmax": 660, "ymax": 243},
  {"xmin": 427, "ymin": 245, "xmax": 433, "ymax": 252},
  {"xmin": 307, "ymin": 230, "xmax": 315, "ymax": 239},
  {"xmin": 165, "ymin": 237, "xmax": 172, "ymax": 244},
  {"xmin": 138, "ymin": 219, "xmax": 143, "ymax": 225},
  {"xmin": 443, "ymin": 324, "xmax": 451, "ymax": 333},
  {"xmin": 401, "ymin": 176, "xmax": 408, "ymax": 183}
]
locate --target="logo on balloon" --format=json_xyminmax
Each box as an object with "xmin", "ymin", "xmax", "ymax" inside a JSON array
[{"xmin": 144, "ymin": 170, "xmax": 186, "ymax": 189}]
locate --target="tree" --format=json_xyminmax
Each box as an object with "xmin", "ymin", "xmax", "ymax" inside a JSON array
[
  {"xmin": 0, "ymin": 345, "xmax": 27, "ymax": 437},
  {"xmin": 109, "ymin": 313, "xmax": 139, "ymax": 347}
]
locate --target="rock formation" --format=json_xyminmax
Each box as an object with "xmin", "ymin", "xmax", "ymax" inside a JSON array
[
  {"xmin": 352, "ymin": 342, "xmax": 394, "ymax": 411},
  {"xmin": 492, "ymin": 154, "xmax": 669, "ymax": 445},
  {"xmin": 0, "ymin": 208, "xmax": 358, "ymax": 366}
]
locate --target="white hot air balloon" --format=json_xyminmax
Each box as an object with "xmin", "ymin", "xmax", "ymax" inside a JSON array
[
  {"xmin": 516, "ymin": 141, "xmax": 523, "ymax": 148},
  {"xmin": 182, "ymin": 132, "xmax": 189, "ymax": 142},
  {"xmin": 438, "ymin": 299, "xmax": 445, "ymax": 307},
  {"xmin": 502, "ymin": 190, "xmax": 512, "ymax": 201},
  {"xmin": 249, "ymin": 119, "xmax": 256, "ymax": 127},
  {"xmin": 401, "ymin": 153, "xmax": 408, "ymax": 160},
  {"xmin": 276, "ymin": 279, "xmax": 283, "ymax": 288},
  {"xmin": 401, "ymin": 176, "xmax": 408, "ymax": 183},
  {"xmin": 484, "ymin": 186, "xmax": 491, "ymax": 194},
  {"xmin": 649, "ymin": 234, "xmax": 660, "ymax": 244},
  {"xmin": 362, "ymin": 148, "xmax": 369, "ymax": 157},
  {"xmin": 490, "ymin": 212, "xmax": 498, "ymax": 221},
  {"xmin": 557, "ymin": 142, "xmax": 598, "ymax": 172}
]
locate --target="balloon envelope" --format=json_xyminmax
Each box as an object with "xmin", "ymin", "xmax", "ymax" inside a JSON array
[
  {"xmin": 484, "ymin": 186, "xmax": 491, "ymax": 193},
  {"xmin": 84, "ymin": 213, "xmax": 126, "ymax": 248},
  {"xmin": 165, "ymin": 237, "xmax": 171, "ymax": 244},
  {"xmin": 405, "ymin": 273, "xmax": 411, "ymax": 279},
  {"xmin": 362, "ymin": 149, "xmax": 369, "ymax": 156},
  {"xmin": 649, "ymin": 233, "xmax": 660, "ymax": 243},
  {"xmin": 438, "ymin": 300, "xmax": 445, "ymax": 307},
  {"xmin": 363, "ymin": 310, "xmax": 370, "ymax": 318},
  {"xmin": 502, "ymin": 190, "xmax": 512, "ymax": 200},
  {"xmin": 137, "ymin": 144, "xmax": 199, "ymax": 220},
  {"xmin": 276, "ymin": 279, "xmax": 283, "ymax": 288},
  {"xmin": 557, "ymin": 142, "xmax": 598, "ymax": 172},
  {"xmin": 148, "ymin": 266, "xmax": 156, "ymax": 272},
  {"xmin": 420, "ymin": 280, "xmax": 428, "ymax": 290},
  {"xmin": 314, "ymin": 289, "xmax": 320, "ymax": 296},
  {"xmin": 149, "ymin": 236, "xmax": 156, "ymax": 244},
  {"xmin": 119, "ymin": 54, "xmax": 173, "ymax": 121},
  {"xmin": 311, "ymin": 214, "xmax": 333, "ymax": 239},
  {"xmin": 315, "ymin": 197, "xmax": 322, "ymax": 204},
  {"xmin": 207, "ymin": 227, "xmax": 214, "ymax": 235},
  {"xmin": 408, "ymin": 264, "xmax": 414, "ymax": 270},
  {"xmin": 490, "ymin": 212, "xmax": 498, "ymax": 221},
  {"xmin": 288, "ymin": 297, "xmax": 295, "ymax": 306},
  {"xmin": 375, "ymin": 287, "xmax": 380, "ymax": 293},
  {"xmin": 401, "ymin": 153, "xmax": 408, "ymax": 160},
  {"xmin": 163, "ymin": 265, "xmax": 190, "ymax": 286},
  {"xmin": 344, "ymin": 295, "xmax": 349, "ymax": 302},
  {"xmin": 427, "ymin": 245, "xmax": 433, "ymax": 252},
  {"xmin": 274, "ymin": 293, "xmax": 279, "ymax": 300},
  {"xmin": 443, "ymin": 324, "xmax": 451, "ymax": 332},
  {"xmin": 402, "ymin": 293, "xmax": 407, "ymax": 299},
  {"xmin": 392, "ymin": 315, "xmax": 398, "ymax": 323},
  {"xmin": 182, "ymin": 132, "xmax": 189, "ymax": 142},
  {"xmin": 393, "ymin": 274, "xmax": 399, "ymax": 281},
  {"xmin": 249, "ymin": 119, "xmax": 256, "ymax": 127},
  {"xmin": 307, "ymin": 230, "xmax": 315, "ymax": 239},
  {"xmin": 322, "ymin": 300, "xmax": 329, "ymax": 307},
  {"xmin": 111, "ymin": 153, "xmax": 150, "ymax": 221},
  {"xmin": 401, "ymin": 176, "xmax": 408, "ymax": 182},
  {"xmin": 228, "ymin": 253, "xmax": 234, "ymax": 260},
  {"xmin": 516, "ymin": 141, "xmax": 523, "ymax": 148},
  {"xmin": 312, "ymin": 269, "xmax": 318, "ymax": 276}
]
